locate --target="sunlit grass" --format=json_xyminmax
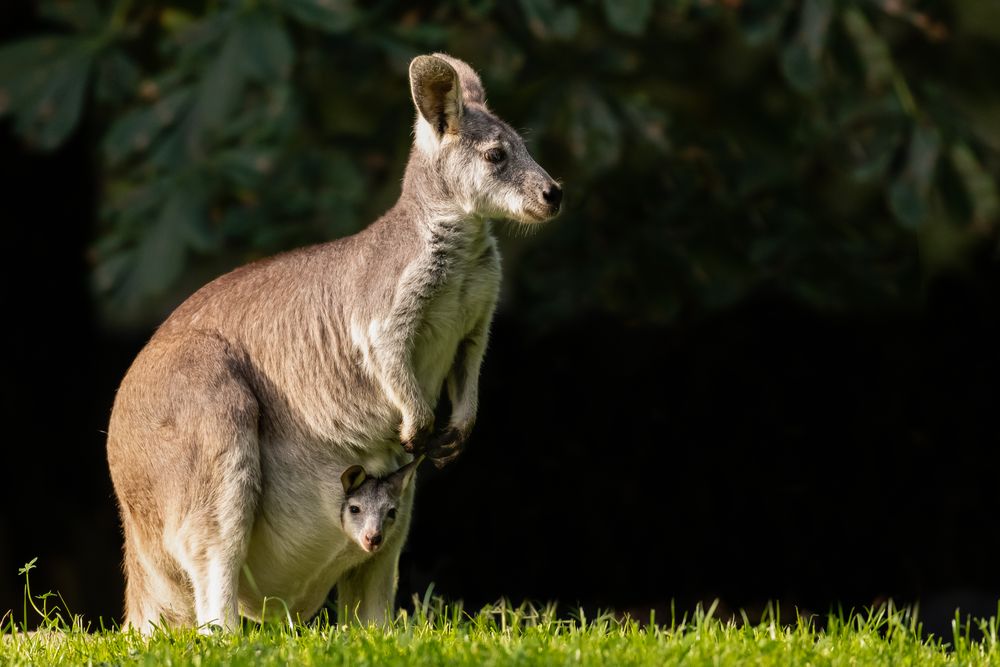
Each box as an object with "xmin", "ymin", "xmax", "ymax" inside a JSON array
[{"xmin": 2, "ymin": 560, "xmax": 999, "ymax": 666}]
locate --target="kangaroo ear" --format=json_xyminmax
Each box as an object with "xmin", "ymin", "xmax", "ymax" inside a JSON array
[
  {"xmin": 409, "ymin": 55, "xmax": 462, "ymax": 145},
  {"xmin": 341, "ymin": 465, "xmax": 367, "ymax": 494}
]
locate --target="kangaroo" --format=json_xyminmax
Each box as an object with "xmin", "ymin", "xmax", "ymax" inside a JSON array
[
  {"xmin": 339, "ymin": 457, "xmax": 422, "ymax": 556},
  {"xmin": 105, "ymin": 53, "xmax": 561, "ymax": 633}
]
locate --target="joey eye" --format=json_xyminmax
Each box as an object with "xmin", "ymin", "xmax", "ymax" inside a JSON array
[
  {"xmin": 387, "ymin": 508, "xmax": 397, "ymax": 520},
  {"xmin": 349, "ymin": 505, "xmax": 360, "ymax": 514},
  {"xmin": 484, "ymin": 147, "xmax": 506, "ymax": 164}
]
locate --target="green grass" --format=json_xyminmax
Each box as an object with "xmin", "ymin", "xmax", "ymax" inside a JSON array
[
  {"xmin": 3, "ymin": 598, "xmax": 1000, "ymax": 666},
  {"xmin": 3, "ymin": 563, "xmax": 999, "ymax": 665}
]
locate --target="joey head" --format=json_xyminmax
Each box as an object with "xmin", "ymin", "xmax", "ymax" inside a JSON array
[{"xmin": 339, "ymin": 458, "xmax": 421, "ymax": 554}]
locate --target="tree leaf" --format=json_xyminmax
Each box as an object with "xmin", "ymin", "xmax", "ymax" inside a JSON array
[
  {"xmin": 603, "ymin": 0, "xmax": 653, "ymax": 37},
  {"xmin": 238, "ymin": 14, "xmax": 294, "ymax": 82},
  {"xmin": 567, "ymin": 86, "xmax": 622, "ymax": 174},
  {"xmin": 518, "ymin": 0, "xmax": 579, "ymax": 40},
  {"xmin": 37, "ymin": 0, "xmax": 102, "ymax": 31},
  {"xmin": 176, "ymin": 188, "xmax": 218, "ymax": 253},
  {"xmin": 842, "ymin": 8, "xmax": 894, "ymax": 92},
  {"xmin": 103, "ymin": 88, "xmax": 193, "ymax": 166},
  {"xmin": 94, "ymin": 49, "xmax": 141, "ymax": 105},
  {"xmin": 621, "ymin": 95, "xmax": 670, "ymax": 153},
  {"xmin": 13, "ymin": 49, "xmax": 93, "ymax": 150},
  {"xmin": 780, "ymin": 0, "xmax": 834, "ymax": 93},
  {"xmin": 189, "ymin": 24, "xmax": 249, "ymax": 152},
  {"xmin": 217, "ymin": 147, "xmax": 277, "ymax": 189},
  {"xmin": 160, "ymin": 7, "xmax": 198, "ymax": 32},
  {"xmin": 0, "ymin": 38, "xmax": 46, "ymax": 77},
  {"xmin": 0, "ymin": 36, "xmax": 94, "ymax": 149},
  {"xmin": 950, "ymin": 143, "xmax": 1000, "ymax": 231},
  {"xmin": 93, "ymin": 250, "xmax": 133, "ymax": 295},
  {"xmin": 888, "ymin": 125, "xmax": 940, "ymax": 228},
  {"xmin": 280, "ymin": 0, "xmax": 358, "ymax": 34},
  {"xmin": 740, "ymin": 0, "xmax": 795, "ymax": 46},
  {"xmin": 132, "ymin": 188, "xmax": 198, "ymax": 297}
]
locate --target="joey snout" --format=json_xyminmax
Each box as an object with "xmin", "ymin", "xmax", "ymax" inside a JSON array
[{"xmin": 363, "ymin": 531, "xmax": 383, "ymax": 552}]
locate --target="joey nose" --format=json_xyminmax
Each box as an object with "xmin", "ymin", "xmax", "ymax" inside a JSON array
[
  {"xmin": 366, "ymin": 532, "xmax": 383, "ymax": 549},
  {"xmin": 542, "ymin": 184, "xmax": 563, "ymax": 209}
]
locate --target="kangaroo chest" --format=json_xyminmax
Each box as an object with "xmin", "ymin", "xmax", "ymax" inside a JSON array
[{"xmin": 410, "ymin": 226, "xmax": 500, "ymax": 402}]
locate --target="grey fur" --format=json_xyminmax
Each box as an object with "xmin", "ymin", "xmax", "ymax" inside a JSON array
[
  {"xmin": 339, "ymin": 459, "xmax": 420, "ymax": 555},
  {"xmin": 106, "ymin": 53, "xmax": 561, "ymax": 633}
]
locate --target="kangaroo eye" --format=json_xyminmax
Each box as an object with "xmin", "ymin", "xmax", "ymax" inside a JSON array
[
  {"xmin": 484, "ymin": 147, "xmax": 506, "ymax": 164},
  {"xmin": 349, "ymin": 505, "xmax": 360, "ymax": 514},
  {"xmin": 387, "ymin": 508, "xmax": 397, "ymax": 520}
]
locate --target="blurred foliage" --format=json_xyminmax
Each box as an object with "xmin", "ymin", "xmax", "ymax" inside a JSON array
[{"xmin": 2, "ymin": 0, "xmax": 1000, "ymax": 328}]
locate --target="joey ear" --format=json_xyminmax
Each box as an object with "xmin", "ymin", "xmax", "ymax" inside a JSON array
[
  {"xmin": 341, "ymin": 465, "xmax": 367, "ymax": 494},
  {"xmin": 409, "ymin": 55, "xmax": 462, "ymax": 143},
  {"xmin": 389, "ymin": 455, "xmax": 424, "ymax": 495}
]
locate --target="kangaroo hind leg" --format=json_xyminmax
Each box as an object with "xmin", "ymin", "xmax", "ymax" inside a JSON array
[{"xmin": 160, "ymin": 333, "xmax": 262, "ymax": 632}]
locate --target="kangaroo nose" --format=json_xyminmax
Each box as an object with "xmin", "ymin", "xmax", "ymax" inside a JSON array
[
  {"xmin": 542, "ymin": 183, "xmax": 562, "ymax": 208},
  {"xmin": 366, "ymin": 532, "xmax": 382, "ymax": 548}
]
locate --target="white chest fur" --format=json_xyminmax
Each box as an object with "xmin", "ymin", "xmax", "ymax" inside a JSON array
[{"xmin": 411, "ymin": 218, "xmax": 501, "ymax": 402}]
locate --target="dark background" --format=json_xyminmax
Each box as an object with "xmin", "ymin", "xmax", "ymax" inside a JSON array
[{"xmin": 2, "ymin": 0, "xmax": 999, "ymax": 636}]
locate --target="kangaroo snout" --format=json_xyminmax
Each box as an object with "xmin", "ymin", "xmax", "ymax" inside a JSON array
[
  {"xmin": 521, "ymin": 175, "xmax": 563, "ymax": 222},
  {"xmin": 542, "ymin": 183, "xmax": 563, "ymax": 213}
]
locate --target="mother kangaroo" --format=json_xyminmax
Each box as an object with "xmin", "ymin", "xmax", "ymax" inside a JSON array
[{"xmin": 106, "ymin": 53, "xmax": 562, "ymax": 632}]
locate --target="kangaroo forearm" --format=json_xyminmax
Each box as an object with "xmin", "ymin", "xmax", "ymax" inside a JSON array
[
  {"xmin": 365, "ymin": 325, "xmax": 434, "ymax": 442},
  {"xmin": 380, "ymin": 362, "xmax": 434, "ymax": 441},
  {"xmin": 447, "ymin": 351, "xmax": 482, "ymax": 431},
  {"xmin": 447, "ymin": 311, "xmax": 494, "ymax": 430}
]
